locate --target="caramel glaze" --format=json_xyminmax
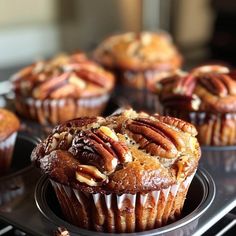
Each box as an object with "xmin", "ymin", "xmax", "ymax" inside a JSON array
[
  {"xmin": 0, "ymin": 108, "xmax": 20, "ymax": 142},
  {"xmin": 11, "ymin": 53, "xmax": 115, "ymax": 100},
  {"xmin": 31, "ymin": 109, "xmax": 200, "ymax": 194},
  {"xmin": 157, "ymin": 65, "xmax": 236, "ymax": 113}
]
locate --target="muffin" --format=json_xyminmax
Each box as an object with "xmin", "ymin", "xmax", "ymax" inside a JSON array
[
  {"xmin": 31, "ymin": 108, "xmax": 200, "ymax": 233},
  {"xmin": 94, "ymin": 32, "xmax": 182, "ymax": 90},
  {"xmin": 156, "ymin": 65, "xmax": 236, "ymax": 145},
  {"xmin": 11, "ymin": 53, "xmax": 115, "ymax": 125},
  {"xmin": 0, "ymin": 108, "xmax": 20, "ymax": 173}
]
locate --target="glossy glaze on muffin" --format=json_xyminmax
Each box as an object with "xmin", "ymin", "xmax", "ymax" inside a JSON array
[
  {"xmin": 32, "ymin": 109, "xmax": 200, "ymax": 194},
  {"xmin": 12, "ymin": 53, "xmax": 114, "ymax": 100}
]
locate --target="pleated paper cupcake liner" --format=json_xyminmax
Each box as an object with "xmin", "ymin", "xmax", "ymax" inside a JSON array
[
  {"xmin": 164, "ymin": 108, "xmax": 236, "ymax": 146},
  {"xmin": 50, "ymin": 172, "xmax": 195, "ymax": 233},
  {"xmin": 14, "ymin": 94, "xmax": 110, "ymax": 125},
  {"xmin": 0, "ymin": 132, "xmax": 17, "ymax": 173}
]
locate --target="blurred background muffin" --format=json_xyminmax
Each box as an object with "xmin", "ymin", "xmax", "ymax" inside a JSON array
[
  {"xmin": 156, "ymin": 65, "xmax": 236, "ymax": 146},
  {"xmin": 11, "ymin": 52, "xmax": 115, "ymax": 125},
  {"xmin": 94, "ymin": 31, "xmax": 182, "ymax": 90},
  {"xmin": 0, "ymin": 108, "xmax": 20, "ymax": 174}
]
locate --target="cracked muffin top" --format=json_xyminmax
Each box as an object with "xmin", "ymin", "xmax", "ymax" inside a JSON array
[
  {"xmin": 0, "ymin": 108, "xmax": 20, "ymax": 142},
  {"xmin": 31, "ymin": 109, "xmax": 200, "ymax": 194},
  {"xmin": 11, "ymin": 52, "xmax": 115, "ymax": 100},
  {"xmin": 156, "ymin": 65, "xmax": 236, "ymax": 113},
  {"xmin": 94, "ymin": 32, "xmax": 182, "ymax": 71}
]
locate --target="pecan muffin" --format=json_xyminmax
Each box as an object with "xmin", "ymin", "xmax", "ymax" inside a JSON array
[
  {"xmin": 11, "ymin": 53, "xmax": 115, "ymax": 125},
  {"xmin": 94, "ymin": 32, "xmax": 182, "ymax": 90},
  {"xmin": 31, "ymin": 109, "xmax": 200, "ymax": 233},
  {"xmin": 0, "ymin": 108, "xmax": 20, "ymax": 173},
  {"xmin": 156, "ymin": 65, "xmax": 236, "ymax": 145}
]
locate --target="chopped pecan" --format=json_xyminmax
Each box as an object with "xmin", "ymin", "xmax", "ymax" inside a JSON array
[
  {"xmin": 126, "ymin": 118, "xmax": 181, "ymax": 158},
  {"xmin": 175, "ymin": 156, "xmax": 191, "ymax": 180},
  {"xmin": 198, "ymin": 73, "xmax": 228, "ymax": 97},
  {"xmin": 53, "ymin": 226, "xmax": 70, "ymax": 236},
  {"xmin": 154, "ymin": 114, "xmax": 197, "ymax": 136},
  {"xmin": 45, "ymin": 132, "xmax": 73, "ymax": 153},
  {"xmin": 75, "ymin": 165, "xmax": 107, "ymax": 186}
]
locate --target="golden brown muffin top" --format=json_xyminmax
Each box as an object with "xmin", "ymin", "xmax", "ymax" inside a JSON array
[
  {"xmin": 11, "ymin": 53, "xmax": 115, "ymax": 100},
  {"xmin": 0, "ymin": 108, "xmax": 20, "ymax": 142},
  {"xmin": 31, "ymin": 109, "xmax": 200, "ymax": 194},
  {"xmin": 94, "ymin": 32, "xmax": 182, "ymax": 71},
  {"xmin": 156, "ymin": 65, "xmax": 236, "ymax": 113}
]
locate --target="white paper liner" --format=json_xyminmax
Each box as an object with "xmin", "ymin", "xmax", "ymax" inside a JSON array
[
  {"xmin": 0, "ymin": 132, "xmax": 17, "ymax": 171},
  {"xmin": 14, "ymin": 94, "xmax": 110, "ymax": 125},
  {"xmin": 50, "ymin": 172, "xmax": 195, "ymax": 233},
  {"xmin": 164, "ymin": 108, "xmax": 236, "ymax": 146}
]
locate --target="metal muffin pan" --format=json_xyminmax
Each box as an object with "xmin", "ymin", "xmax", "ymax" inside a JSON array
[
  {"xmin": 35, "ymin": 168, "xmax": 215, "ymax": 236},
  {"xmin": 0, "ymin": 133, "xmax": 39, "ymax": 180},
  {"xmin": 0, "ymin": 133, "xmax": 39, "ymax": 211}
]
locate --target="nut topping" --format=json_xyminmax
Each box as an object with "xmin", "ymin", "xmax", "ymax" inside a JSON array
[
  {"xmin": 176, "ymin": 156, "xmax": 191, "ymax": 180},
  {"xmin": 154, "ymin": 114, "xmax": 198, "ymax": 136},
  {"xmin": 69, "ymin": 130, "xmax": 118, "ymax": 174},
  {"xmin": 126, "ymin": 118, "xmax": 180, "ymax": 158},
  {"xmin": 173, "ymin": 74, "xmax": 196, "ymax": 96},
  {"xmin": 198, "ymin": 74, "xmax": 228, "ymax": 97},
  {"xmin": 75, "ymin": 165, "xmax": 107, "ymax": 186},
  {"xmin": 193, "ymin": 65, "xmax": 230, "ymax": 75},
  {"xmin": 99, "ymin": 126, "xmax": 118, "ymax": 141},
  {"xmin": 45, "ymin": 132, "xmax": 73, "ymax": 153}
]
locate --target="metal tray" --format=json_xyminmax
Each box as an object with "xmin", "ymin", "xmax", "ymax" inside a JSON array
[
  {"xmin": 0, "ymin": 134, "xmax": 39, "ymax": 212},
  {"xmin": 34, "ymin": 168, "xmax": 215, "ymax": 236}
]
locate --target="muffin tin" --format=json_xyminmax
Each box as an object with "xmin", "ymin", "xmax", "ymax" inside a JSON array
[
  {"xmin": 34, "ymin": 168, "xmax": 215, "ymax": 236},
  {"xmin": 0, "ymin": 134, "xmax": 39, "ymax": 212},
  {"xmin": 1, "ymin": 83, "xmax": 236, "ymax": 235}
]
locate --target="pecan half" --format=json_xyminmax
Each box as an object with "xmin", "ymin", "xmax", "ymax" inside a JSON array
[
  {"xmin": 75, "ymin": 165, "xmax": 107, "ymax": 186},
  {"xmin": 153, "ymin": 114, "xmax": 198, "ymax": 136},
  {"xmin": 69, "ymin": 130, "xmax": 118, "ymax": 174},
  {"xmin": 69, "ymin": 126, "xmax": 132, "ymax": 174},
  {"xmin": 198, "ymin": 73, "xmax": 228, "ymax": 97},
  {"xmin": 173, "ymin": 74, "xmax": 196, "ymax": 96},
  {"xmin": 95, "ymin": 126, "xmax": 132, "ymax": 163},
  {"xmin": 126, "ymin": 118, "xmax": 181, "ymax": 158}
]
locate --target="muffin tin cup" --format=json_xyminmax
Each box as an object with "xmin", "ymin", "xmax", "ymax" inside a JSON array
[
  {"xmin": 163, "ymin": 108, "xmax": 236, "ymax": 146},
  {"xmin": 0, "ymin": 132, "xmax": 17, "ymax": 173},
  {"xmin": 14, "ymin": 94, "xmax": 111, "ymax": 125},
  {"xmin": 49, "ymin": 172, "xmax": 195, "ymax": 233},
  {"xmin": 0, "ymin": 133, "xmax": 39, "ymax": 211}
]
